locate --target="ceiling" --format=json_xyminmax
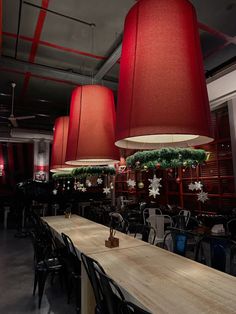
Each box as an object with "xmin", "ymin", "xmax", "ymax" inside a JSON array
[{"xmin": 1, "ymin": 0, "xmax": 236, "ymax": 131}]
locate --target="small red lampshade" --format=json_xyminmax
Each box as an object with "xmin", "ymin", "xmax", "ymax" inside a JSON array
[
  {"xmin": 66, "ymin": 85, "xmax": 120, "ymax": 165},
  {"xmin": 50, "ymin": 116, "xmax": 74, "ymax": 172},
  {"xmin": 115, "ymin": 0, "xmax": 213, "ymax": 149}
]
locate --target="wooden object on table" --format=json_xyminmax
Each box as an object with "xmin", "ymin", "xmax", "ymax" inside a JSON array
[{"xmin": 42, "ymin": 215, "xmax": 145, "ymax": 255}]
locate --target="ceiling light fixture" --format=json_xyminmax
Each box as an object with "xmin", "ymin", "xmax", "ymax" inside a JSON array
[
  {"xmin": 115, "ymin": 0, "xmax": 213, "ymax": 149},
  {"xmin": 66, "ymin": 85, "xmax": 119, "ymax": 166},
  {"xmin": 50, "ymin": 116, "xmax": 75, "ymax": 173}
]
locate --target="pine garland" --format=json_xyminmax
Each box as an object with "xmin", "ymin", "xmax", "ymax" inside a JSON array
[
  {"xmin": 52, "ymin": 172, "xmax": 74, "ymax": 180},
  {"xmin": 126, "ymin": 148, "xmax": 207, "ymax": 170},
  {"xmin": 71, "ymin": 166, "xmax": 116, "ymax": 179}
]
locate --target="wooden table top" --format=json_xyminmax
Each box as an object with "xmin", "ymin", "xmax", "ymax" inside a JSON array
[
  {"xmin": 44, "ymin": 215, "xmax": 236, "ymax": 313},
  {"xmin": 43, "ymin": 215, "xmax": 147, "ymax": 255},
  {"xmin": 91, "ymin": 245, "xmax": 236, "ymax": 314}
]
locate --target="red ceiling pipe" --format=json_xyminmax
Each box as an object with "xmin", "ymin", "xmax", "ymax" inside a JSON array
[
  {"xmin": 66, "ymin": 85, "xmax": 119, "ymax": 166},
  {"xmin": 50, "ymin": 116, "xmax": 75, "ymax": 172},
  {"xmin": 115, "ymin": 0, "xmax": 213, "ymax": 149}
]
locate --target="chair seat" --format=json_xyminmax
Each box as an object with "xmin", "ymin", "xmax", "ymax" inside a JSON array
[{"xmin": 37, "ymin": 257, "xmax": 63, "ymax": 271}]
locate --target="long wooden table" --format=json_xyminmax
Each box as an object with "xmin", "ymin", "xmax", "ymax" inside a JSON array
[{"xmin": 43, "ymin": 215, "xmax": 236, "ymax": 314}]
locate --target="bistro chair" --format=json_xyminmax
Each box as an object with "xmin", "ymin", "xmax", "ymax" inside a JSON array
[
  {"xmin": 81, "ymin": 253, "xmax": 107, "ymax": 313},
  {"xmin": 61, "ymin": 233, "xmax": 81, "ymax": 313},
  {"xmin": 227, "ymin": 218, "xmax": 236, "ymax": 239},
  {"xmin": 147, "ymin": 214, "xmax": 172, "ymax": 245},
  {"xmin": 143, "ymin": 208, "xmax": 162, "ymax": 225},
  {"xmin": 195, "ymin": 235, "xmax": 230, "ymax": 272},
  {"xmin": 163, "ymin": 229, "xmax": 189, "ymax": 257},
  {"xmin": 178, "ymin": 209, "xmax": 191, "ymax": 227}
]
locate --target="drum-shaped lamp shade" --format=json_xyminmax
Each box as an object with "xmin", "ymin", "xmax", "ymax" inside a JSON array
[
  {"xmin": 115, "ymin": 0, "xmax": 213, "ymax": 149},
  {"xmin": 66, "ymin": 85, "xmax": 119, "ymax": 165},
  {"xmin": 50, "ymin": 116, "xmax": 74, "ymax": 172}
]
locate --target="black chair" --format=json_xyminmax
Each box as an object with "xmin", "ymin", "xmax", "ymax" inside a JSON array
[
  {"xmin": 121, "ymin": 301, "xmax": 152, "ymax": 314},
  {"xmin": 81, "ymin": 253, "xmax": 107, "ymax": 313},
  {"xmin": 195, "ymin": 235, "xmax": 230, "ymax": 272},
  {"xmin": 94, "ymin": 267, "xmax": 125, "ymax": 314},
  {"xmin": 227, "ymin": 219, "xmax": 236, "ymax": 239},
  {"xmin": 30, "ymin": 229, "xmax": 65, "ymax": 309},
  {"xmin": 61, "ymin": 233, "xmax": 81, "ymax": 313},
  {"xmin": 130, "ymin": 223, "xmax": 156, "ymax": 245}
]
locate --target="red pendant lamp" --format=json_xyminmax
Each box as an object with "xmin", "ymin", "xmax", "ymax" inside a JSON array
[
  {"xmin": 66, "ymin": 85, "xmax": 119, "ymax": 166},
  {"xmin": 50, "ymin": 116, "xmax": 74, "ymax": 172},
  {"xmin": 115, "ymin": 0, "xmax": 213, "ymax": 149}
]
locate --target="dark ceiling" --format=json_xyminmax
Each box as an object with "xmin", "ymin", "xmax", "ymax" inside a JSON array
[{"xmin": 1, "ymin": 0, "xmax": 236, "ymax": 131}]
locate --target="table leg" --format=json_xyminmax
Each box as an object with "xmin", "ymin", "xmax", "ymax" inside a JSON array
[{"xmin": 81, "ymin": 262, "xmax": 96, "ymax": 314}]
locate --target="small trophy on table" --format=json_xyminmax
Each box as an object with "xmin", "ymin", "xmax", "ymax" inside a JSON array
[{"xmin": 105, "ymin": 212, "xmax": 123, "ymax": 248}]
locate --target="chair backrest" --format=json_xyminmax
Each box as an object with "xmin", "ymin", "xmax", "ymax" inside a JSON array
[
  {"xmin": 163, "ymin": 229, "xmax": 191, "ymax": 257},
  {"xmin": 61, "ymin": 232, "xmax": 79, "ymax": 258},
  {"xmin": 227, "ymin": 219, "xmax": 236, "ymax": 238},
  {"xmin": 81, "ymin": 253, "xmax": 106, "ymax": 305},
  {"xmin": 147, "ymin": 214, "xmax": 172, "ymax": 240},
  {"xmin": 121, "ymin": 301, "xmax": 151, "ymax": 314},
  {"xmin": 178, "ymin": 210, "xmax": 191, "ymax": 226},
  {"xmin": 195, "ymin": 236, "xmax": 228, "ymax": 272},
  {"xmin": 143, "ymin": 208, "xmax": 162, "ymax": 224},
  {"xmin": 94, "ymin": 267, "xmax": 125, "ymax": 314}
]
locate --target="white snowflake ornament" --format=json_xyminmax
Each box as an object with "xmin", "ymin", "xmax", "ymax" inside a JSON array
[
  {"xmin": 127, "ymin": 179, "xmax": 136, "ymax": 188},
  {"xmin": 148, "ymin": 187, "xmax": 160, "ymax": 198},
  {"xmin": 197, "ymin": 191, "xmax": 208, "ymax": 203},
  {"xmin": 148, "ymin": 175, "xmax": 162, "ymax": 190},
  {"xmin": 81, "ymin": 187, "xmax": 87, "ymax": 192},
  {"xmin": 188, "ymin": 182, "xmax": 196, "ymax": 191},
  {"xmin": 194, "ymin": 181, "xmax": 203, "ymax": 191},
  {"xmin": 86, "ymin": 179, "xmax": 92, "ymax": 187},
  {"xmin": 103, "ymin": 187, "xmax": 111, "ymax": 195},
  {"xmin": 97, "ymin": 177, "xmax": 103, "ymax": 185}
]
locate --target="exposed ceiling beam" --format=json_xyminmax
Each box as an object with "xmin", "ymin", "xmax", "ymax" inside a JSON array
[
  {"xmin": 0, "ymin": 57, "xmax": 118, "ymax": 90},
  {"xmin": 94, "ymin": 43, "xmax": 122, "ymax": 80}
]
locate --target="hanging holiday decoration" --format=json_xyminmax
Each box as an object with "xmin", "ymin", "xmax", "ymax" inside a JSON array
[
  {"xmin": 52, "ymin": 189, "xmax": 57, "ymax": 195},
  {"xmin": 188, "ymin": 182, "xmax": 196, "ymax": 191},
  {"xmin": 148, "ymin": 175, "xmax": 162, "ymax": 190},
  {"xmin": 148, "ymin": 175, "xmax": 162, "ymax": 198},
  {"xmin": 126, "ymin": 148, "xmax": 207, "ymax": 170},
  {"xmin": 197, "ymin": 191, "xmax": 209, "ymax": 203},
  {"xmin": 86, "ymin": 179, "xmax": 92, "ymax": 187},
  {"xmin": 149, "ymin": 187, "xmax": 160, "ymax": 198},
  {"xmin": 138, "ymin": 181, "xmax": 144, "ymax": 189},
  {"xmin": 127, "ymin": 179, "xmax": 136, "ymax": 188},
  {"xmin": 110, "ymin": 182, "xmax": 114, "ymax": 190},
  {"xmin": 72, "ymin": 166, "xmax": 116, "ymax": 179},
  {"xmin": 81, "ymin": 186, "xmax": 87, "ymax": 192},
  {"xmin": 188, "ymin": 181, "xmax": 203, "ymax": 192},
  {"xmin": 103, "ymin": 187, "xmax": 111, "ymax": 195},
  {"xmin": 97, "ymin": 177, "xmax": 103, "ymax": 185}
]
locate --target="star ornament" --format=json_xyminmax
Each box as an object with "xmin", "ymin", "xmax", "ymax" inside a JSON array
[
  {"xmin": 188, "ymin": 182, "xmax": 196, "ymax": 191},
  {"xmin": 148, "ymin": 175, "xmax": 162, "ymax": 189},
  {"xmin": 103, "ymin": 187, "xmax": 111, "ymax": 195},
  {"xmin": 197, "ymin": 191, "xmax": 209, "ymax": 203},
  {"xmin": 148, "ymin": 187, "xmax": 160, "ymax": 199},
  {"xmin": 81, "ymin": 187, "xmax": 87, "ymax": 192},
  {"xmin": 97, "ymin": 177, "xmax": 103, "ymax": 185},
  {"xmin": 194, "ymin": 181, "xmax": 203, "ymax": 191},
  {"xmin": 127, "ymin": 179, "xmax": 136, "ymax": 188}
]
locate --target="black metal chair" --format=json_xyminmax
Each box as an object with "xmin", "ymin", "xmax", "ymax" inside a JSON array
[
  {"xmin": 81, "ymin": 253, "xmax": 107, "ymax": 313},
  {"xmin": 195, "ymin": 235, "xmax": 230, "ymax": 272},
  {"xmin": 94, "ymin": 267, "xmax": 125, "ymax": 314},
  {"xmin": 61, "ymin": 233, "xmax": 81, "ymax": 313},
  {"xmin": 130, "ymin": 223, "xmax": 156, "ymax": 245},
  {"xmin": 227, "ymin": 218, "xmax": 236, "ymax": 240}
]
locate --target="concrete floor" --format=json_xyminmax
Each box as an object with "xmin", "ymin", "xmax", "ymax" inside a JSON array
[{"xmin": 0, "ymin": 229, "xmax": 75, "ymax": 314}]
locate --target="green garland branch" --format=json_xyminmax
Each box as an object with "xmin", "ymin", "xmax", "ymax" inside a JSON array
[
  {"xmin": 71, "ymin": 166, "xmax": 116, "ymax": 179},
  {"xmin": 52, "ymin": 172, "xmax": 73, "ymax": 180},
  {"xmin": 126, "ymin": 148, "xmax": 208, "ymax": 170}
]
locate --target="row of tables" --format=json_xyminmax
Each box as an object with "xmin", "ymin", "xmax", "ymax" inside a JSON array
[{"xmin": 43, "ymin": 215, "xmax": 236, "ymax": 314}]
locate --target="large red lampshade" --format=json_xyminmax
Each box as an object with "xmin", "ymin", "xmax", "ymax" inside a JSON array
[
  {"xmin": 50, "ymin": 116, "xmax": 74, "ymax": 172},
  {"xmin": 66, "ymin": 85, "xmax": 119, "ymax": 166},
  {"xmin": 115, "ymin": 0, "xmax": 213, "ymax": 149}
]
